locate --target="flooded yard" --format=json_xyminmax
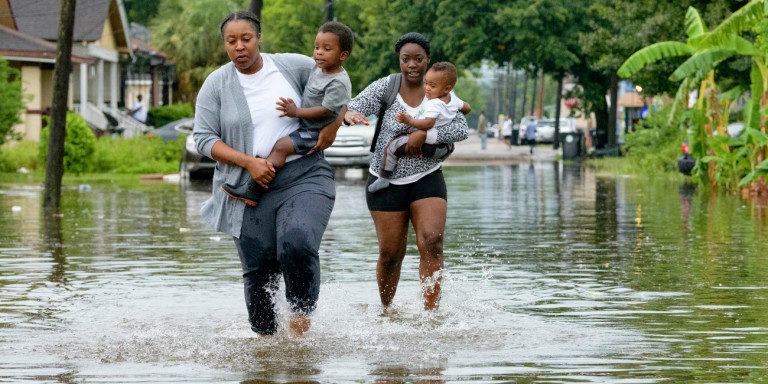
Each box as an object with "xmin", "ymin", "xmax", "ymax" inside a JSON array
[{"xmin": 1, "ymin": 163, "xmax": 767, "ymax": 383}]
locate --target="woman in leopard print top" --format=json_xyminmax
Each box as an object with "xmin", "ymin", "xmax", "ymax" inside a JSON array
[{"xmin": 344, "ymin": 32, "xmax": 468, "ymax": 311}]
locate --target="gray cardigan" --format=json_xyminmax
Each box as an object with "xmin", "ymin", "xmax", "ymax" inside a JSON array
[{"xmin": 193, "ymin": 53, "xmax": 315, "ymax": 237}]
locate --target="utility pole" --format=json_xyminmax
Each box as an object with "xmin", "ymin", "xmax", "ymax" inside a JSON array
[
  {"xmin": 325, "ymin": 0, "xmax": 334, "ymax": 21},
  {"xmin": 608, "ymin": 73, "xmax": 619, "ymax": 150},
  {"xmin": 505, "ymin": 63, "xmax": 513, "ymax": 116},
  {"xmin": 529, "ymin": 72, "xmax": 537, "ymax": 116},
  {"xmin": 43, "ymin": 0, "xmax": 76, "ymax": 215},
  {"xmin": 509, "ymin": 68, "xmax": 518, "ymax": 124},
  {"xmin": 537, "ymin": 70, "xmax": 545, "ymax": 119},
  {"xmin": 249, "ymin": 0, "xmax": 263, "ymax": 20},
  {"xmin": 520, "ymin": 72, "xmax": 528, "ymax": 119},
  {"xmin": 553, "ymin": 76, "xmax": 563, "ymax": 150}
]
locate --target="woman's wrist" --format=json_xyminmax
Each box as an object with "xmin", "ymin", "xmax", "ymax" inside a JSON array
[{"xmin": 236, "ymin": 153, "xmax": 259, "ymax": 169}]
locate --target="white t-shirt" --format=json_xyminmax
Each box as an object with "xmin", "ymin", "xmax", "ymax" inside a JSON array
[
  {"xmin": 501, "ymin": 120, "xmax": 513, "ymax": 136},
  {"xmin": 235, "ymin": 54, "xmax": 302, "ymax": 162},
  {"xmin": 423, "ymin": 91, "xmax": 464, "ymax": 127},
  {"xmin": 132, "ymin": 101, "xmax": 147, "ymax": 123}
]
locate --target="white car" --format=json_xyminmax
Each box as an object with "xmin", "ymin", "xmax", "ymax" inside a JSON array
[
  {"xmin": 324, "ymin": 116, "xmax": 377, "ymax": 167},
  {"xmin": 536, "ymin": 118, "xmax": 577, "ymax": 143}
]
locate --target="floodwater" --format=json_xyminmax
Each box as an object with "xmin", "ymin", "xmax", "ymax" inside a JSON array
[{"xmin": 1, "ymin": 163, "xmax": 767, "ymax": 383}]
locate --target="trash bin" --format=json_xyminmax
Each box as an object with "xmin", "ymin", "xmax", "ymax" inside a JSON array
[{"xmin": 561, "ymin": 131, "xmax": 583, "ymax": 160}]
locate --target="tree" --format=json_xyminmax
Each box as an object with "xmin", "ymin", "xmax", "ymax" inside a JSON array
[
  {"xmin": 151, "ymin": 0, "xmax": 246, "ymax": 101},
  {"xmin": 43, "ymin": 0, "xmax": 76, "ymax": 214},
  {"xmin": 0, "ymin": 58, "xmax": 25, "ymax": 147},
  {"xmin": 123, "ymin": 0, "xmax": 161, "ymax": 25},
  {"xmin": 250, "ymin": 0, "xmax": 263, "ymax": 20},
  {"xmin": 495, "ymin": 0, "xmax": 586, "ymax": 149}
]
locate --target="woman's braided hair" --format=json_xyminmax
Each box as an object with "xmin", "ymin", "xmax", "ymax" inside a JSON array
[
  {"xmin": 395, "ymin": 32, "xmax": 430, "ymax": 56},
  {"xmin": 220, "ymin": 11, "xmax": 261, "ymax": 35}
]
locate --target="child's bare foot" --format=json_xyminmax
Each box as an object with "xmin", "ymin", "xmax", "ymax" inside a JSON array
[{"xmin": 288, "ymin": 313, "xmax": 311, "ymax": 337}]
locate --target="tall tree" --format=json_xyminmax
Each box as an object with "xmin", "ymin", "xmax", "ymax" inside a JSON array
[
  {"xmin": 151, "ymin": 0, "xmax": 245, "ymax": 101},
  {"xmin": 509, "ymin": 68, "xmax": 518, "ymax": 123},
  {"xmin": 123, "ymin": 0, "xmax": 160, "ymax": 25},
  {"xmin": 43, "ymin": 0, "xmax": 76, "ymax": 214},
  {"xmin": 520, "ymin": 72, "xmax": 528, "ymax": 119},
  {"xmin": 325, "ymin": 0, "xmax": 333, "ymax": 21},
  {"xmin": 250, "ymin": 0, "xmax": 263, "ymax": 20}
]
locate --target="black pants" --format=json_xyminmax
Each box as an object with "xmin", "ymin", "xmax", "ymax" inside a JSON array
[{"xmin": 232, "ymin": 154, "xmax": 335, "ymax": 335}]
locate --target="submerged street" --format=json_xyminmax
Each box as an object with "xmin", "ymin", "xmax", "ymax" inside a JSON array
[{"xmin": 1, "ymin": 164, "xmax": 767, "ymax": 383}]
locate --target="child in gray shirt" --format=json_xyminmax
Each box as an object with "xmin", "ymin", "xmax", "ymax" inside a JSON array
[{"xmin": 222, "ymin": 21, "xmax": 353, "ymax": 206}]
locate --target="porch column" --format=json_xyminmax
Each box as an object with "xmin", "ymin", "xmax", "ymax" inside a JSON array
[
  {"xmin": 96, "ymin": 59, "xmax": 104, "ymax": 107},
  {"xmin": 110, "ymin": 61, "xmax": 118, "ymax": 110},
  {"xmin": 79, "ymin": 63, "xmax": 88, "ymax": 106}
]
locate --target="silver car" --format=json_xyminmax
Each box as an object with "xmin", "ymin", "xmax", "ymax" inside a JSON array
[
  {"xmin": 536, "ymin": 118, "xmax": 577, "ymax": 143},
  {"xmin": 324, "ymin": 116, "xmax": 376, "ymax": 168}
]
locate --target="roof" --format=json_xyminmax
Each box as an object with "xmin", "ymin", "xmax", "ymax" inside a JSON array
[
  {"xmin": 131, "ymin": 38, "xmax": 167, "ymax": 58},
  {"xmin": 0, "ymin": 24, "xmax": 94, "ymax": 64},
  {"xmin": 9, "ymin": 0, "xmax": 131, "ymax": 51},
  {"xmin": 10, "ymin": 0, "xmax": 110, "ymax": 41}
]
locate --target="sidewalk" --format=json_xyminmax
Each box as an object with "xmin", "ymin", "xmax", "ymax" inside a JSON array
[{"xmin": 445, "ymin": 134, "xmax": 558, "ymax": 165}]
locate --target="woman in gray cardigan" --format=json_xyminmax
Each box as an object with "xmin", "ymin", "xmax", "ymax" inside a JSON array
[
  {"xmin": 345, "ymin": 33, "xmax": 469, "ymax": 311},
  {"xmin": 193, "ymin": 12, "xmax": 343, "ymax": 336}
]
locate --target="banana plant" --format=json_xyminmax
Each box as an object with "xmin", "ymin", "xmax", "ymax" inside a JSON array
[{"xmin": 618, "ymin": 7, "xmax": 716, "ymax": 121}]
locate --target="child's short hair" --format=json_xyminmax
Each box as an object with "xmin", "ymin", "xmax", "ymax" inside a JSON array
[
  {"xmin": 429, "ymin": 62, "xmax": 458, "ymax": 87},
  {"xmin": 319, "ymin": 21, "xmax": 354, "ymax": 54}
]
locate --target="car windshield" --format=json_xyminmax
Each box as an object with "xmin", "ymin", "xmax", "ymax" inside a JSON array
[{"xmin": 537, "ymin": 119, "xmax": 570, "ymax": 127}]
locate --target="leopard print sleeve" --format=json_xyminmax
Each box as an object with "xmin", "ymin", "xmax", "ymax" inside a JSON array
[{"xmin": 347, "ymin": 77, "xmax": 388, "ymax": 117}]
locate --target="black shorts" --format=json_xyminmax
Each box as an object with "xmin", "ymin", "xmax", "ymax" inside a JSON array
[
  {"xmin": 366, "ymin": 169, "xmax": 447, "ymax": 212},
  {"xmin": 289, "ymin": 126, "xmax": 320, "ymax": 155}
]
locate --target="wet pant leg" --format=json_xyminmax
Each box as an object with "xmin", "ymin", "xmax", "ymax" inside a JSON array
[
  {"xmin": 233, "ymin": 204, "xmax": 280, "ymax": 335},
  {"xmin": 275, "ymin": 191, "xmax": 334, "ymax": 314}
]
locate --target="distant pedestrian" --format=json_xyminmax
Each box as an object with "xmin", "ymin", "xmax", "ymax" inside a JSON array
[
  {"xmin": 526, "ymin": 119, "xmax": 537, "ymax": 155},
  {"xmin": 501, "ymin": 115, "xmax": 513, "ymax": 149},
  {"xmin": 130, "ymin": 94, "xmax": 147, "ymax": 123},
  {"xmin": 477, "ymin": 110, "xmax": 488, "ymax": 150}
]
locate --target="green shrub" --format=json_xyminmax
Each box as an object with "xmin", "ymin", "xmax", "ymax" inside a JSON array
[
  {"xmin": 92, "ymin": 135, "xmax": 184, "ymax": 174},
  {"xmin": 0, "ymin": 57, "xmax": 26, "ymax": 146},
  {"xmin": 623, "ymin": 104, "xmax": 687, "ymax": 174},
  {"xmin": 39, "ymin": 112, "xmax": 96, "ymax": 175},
  {"xmin": 0, "ymin": 141, "xmax": 39, "ymax": 172},
  {"xmin": 147, "ymin": 103, "xmax": 193, "ymax": 127}
]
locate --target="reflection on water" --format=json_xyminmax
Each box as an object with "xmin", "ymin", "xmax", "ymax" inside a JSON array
[{"xmin": 1, "ymin": 163, "xmax": 767, "ymax": 383}]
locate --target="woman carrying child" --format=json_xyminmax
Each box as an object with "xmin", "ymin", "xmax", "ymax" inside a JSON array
[
  {"xmin": 344, "ymin": 32, "xmax": 469, "ymax": 310},
  {"xmin": 193, "ymin": 12, "xmax": 350, "ymax": 336}
]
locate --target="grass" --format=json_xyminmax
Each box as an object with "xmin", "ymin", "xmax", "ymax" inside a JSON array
[
  {"xmin": 586, "ymin": 156, "xmax": 687, "ymax": 181},
  {"xmin": 0, "ymin": 135, "xmax": 185, "ymax": 175},
  {"xmin": 0, "ymin": 172, "xmax": 152, "ymax": 187}
]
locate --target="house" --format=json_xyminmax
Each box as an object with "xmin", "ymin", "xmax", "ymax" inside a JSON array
[
  {"xmin": 0, "ymin": 0, "xmax": 168, "ymax": 141},
  {"xmin": 125, "ymin": 22, "xmax": 175, "ymax": 109}
]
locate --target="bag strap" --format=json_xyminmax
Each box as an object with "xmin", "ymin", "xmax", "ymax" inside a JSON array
[{"xmin": 370, "ymin": 73, "xmax": 402, "ymax": 153}]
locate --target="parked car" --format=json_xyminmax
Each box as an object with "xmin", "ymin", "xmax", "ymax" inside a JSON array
[
  {"xmin": 181, "ymin": 134, "xmax": 216, "ymax": 179},
  {"xmin": 535, "ymin": 118, "xmax": 577, "ymax": 143},
  {"xmin": 152, "ymin": 118, "xmax": 193, "ymax": 142},
  {"xmin": 325, "ymin": 116, "xmax": 377, "ymax": 167}
]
